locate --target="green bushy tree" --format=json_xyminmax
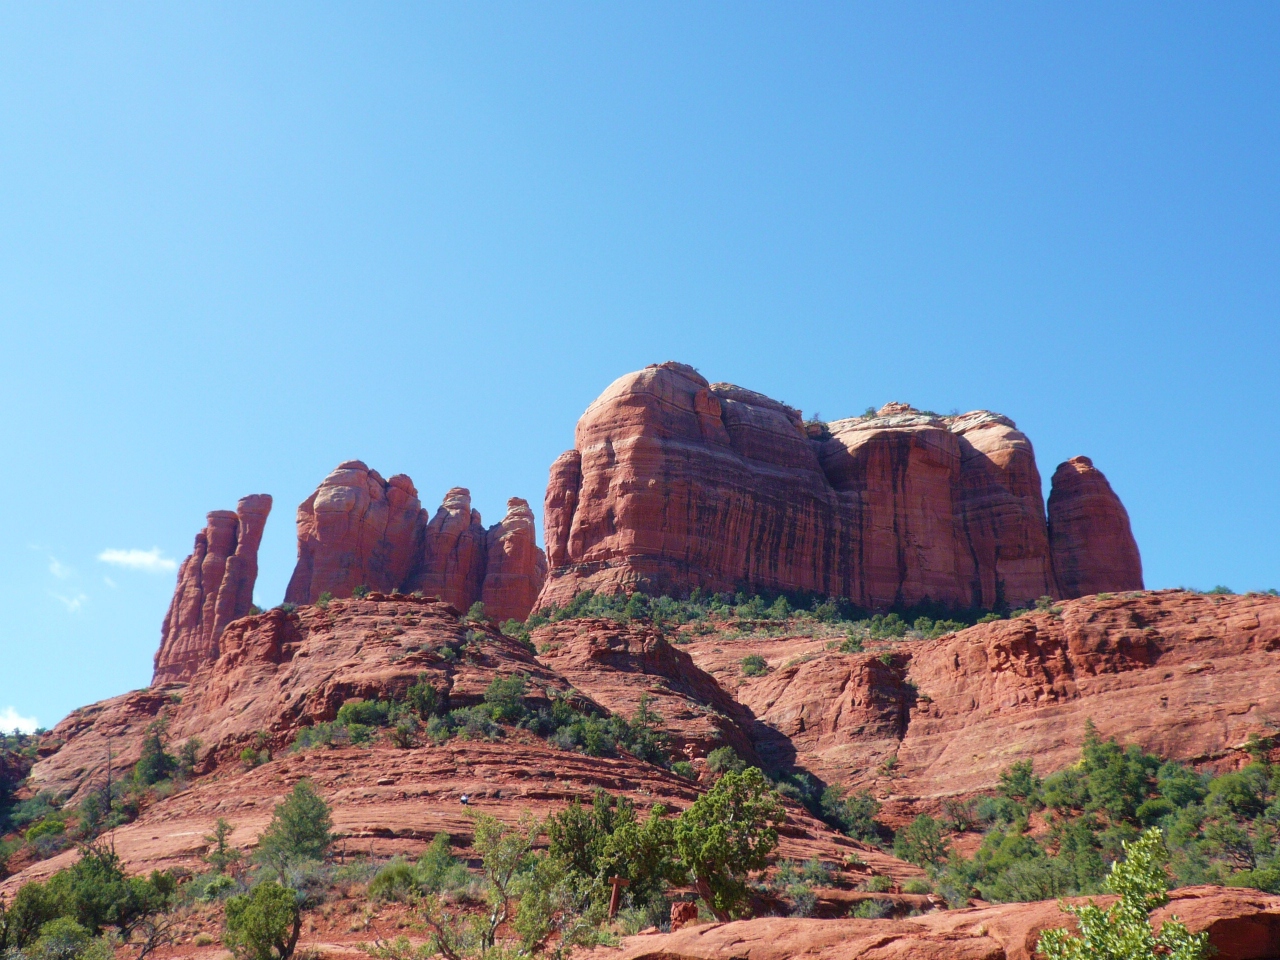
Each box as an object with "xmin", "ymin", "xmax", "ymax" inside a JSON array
[
  {"xmin": 673, "ymin": 767, "xmax": 785, "ymax": 920},
  {"xmin": 223, "ymin": 881, "xmax": 301, "ymax": 960},
  {"xmin": 254, "ymin": 781, "xmax": 332, "ymax": 880},
  {"xmin": 1037, "ymin": 828, "xmax": 1208, "ymax": 960}
]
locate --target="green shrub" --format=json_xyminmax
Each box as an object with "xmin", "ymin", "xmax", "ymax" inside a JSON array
[
  {"xmin": 367, "ymin": 858, "xmax": 419, "ymax": 903},
  {"xmin": 672, "ymin": 761, "xmax": 696, "ymax": 779},
  {"xmin": 133, "ymin": 721, "xmax": 176, "ymax": 787},
  {"xmin": 483, "ymin": 675, "xmax": 528, "ymax": 723},
  {"xmin": 405, "ymin": 676, "xmax": 442, "ymax": 719},
  {"xmin": 351, "ymin": 585, "xmax": 370, "ymax": 599},
  {"xmin": 852, "ymin": 897, "xmax": 893, "ymax": 918},
  {"xmin": 862, "ymin": 874, "xmax": 892, "ymax": 892},
  {"xmin": 205, "ymin": 818, "xmax": 242, "ymax": 874},
  {"xmin": 254, "ymin": 781, "xmax": 332, "ymax": 880},
  {"xmin": 673, "ymin": 767, "xmax": 785, "ymax": 920},
  {"xmin": 315, "ymin": 591, "xmax": 332, "ymax": 610},
  {"xmin": 705, "ymin": 746, "xmax": 747, "ymax": 776},
  {"xmin": 894, "ymin": 815, "xmax": 949, "ymax": 868},
  {"xmin": 902, "ymin": 878, "xmax": 932, "ymax": 894},
  {"xmin": 223, "ymin": 881, "xmax": 301, "ymax": 960},
  {"xmin": 336, "ymin": 699, "xmax": 392, "ymax": 728},
  {"xmin": 740, "ymin": 655, "xmax": 768, "ymax": 677},
  {"xmin": 1037, "ymin": 828, "xmax": 1208, "ymax": 960}
]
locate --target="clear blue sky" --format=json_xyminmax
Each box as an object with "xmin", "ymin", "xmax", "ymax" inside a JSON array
[{"xmin": 2, "ymin": 3, "xmax": 1278, "ymax": 730}]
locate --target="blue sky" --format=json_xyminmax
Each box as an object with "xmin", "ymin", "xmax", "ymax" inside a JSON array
[{"xmin": 2, "ymin": 3, "xmax": 1278, "ymax": 730}]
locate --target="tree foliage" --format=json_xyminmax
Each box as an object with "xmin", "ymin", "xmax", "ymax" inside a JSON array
[
  {"xmin": 1037, "ymin": 828, "xmax": 1209, "ymax": 960},
  {"xmin": 673, "ymin": 767, "xmax": 785, "ymax": 919}
]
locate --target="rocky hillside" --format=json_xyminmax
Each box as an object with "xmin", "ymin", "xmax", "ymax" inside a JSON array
[
  {"xmin": 539, "ymin": 362, "xmax": 1142, "ymax": 611},
  {"xmin": 8, "ymin": 588, "xmax": 1280, "ymax": 958}
]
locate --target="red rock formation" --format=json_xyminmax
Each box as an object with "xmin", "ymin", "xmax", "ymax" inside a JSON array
[
  {"xmin": 154, "ymin": 494, "xmax": 272, "ymax": 683},
  {"xmin": 284, "ymin": 463, "xmax": 546, "ymax": 620},
  {"xmin": 481, "ymin": 498, "xmax": 549, "ymax": 623},
  {"xmin": 591, "ymin": 886, "xmax": 1280, "ymax": 960},
  {"xmin": 283, "ymin": 461, "xmax": 424, "ymax": 604},
  {"xmin": 1049, "ymin": 456, "xmax": 1144, "ymax": 598},
  {"xmin": 533, "ymin": 618, "xmax": 759, "ymax": 761},
  {"xmin": 538, "ymin": 362, "xmax": 1138, "ymax": 611},
  {"xmin": 679, "ymin": 591, "xmax": 1280, "ymax": 812}
]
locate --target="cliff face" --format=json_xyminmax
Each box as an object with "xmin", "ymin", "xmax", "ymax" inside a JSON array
[
  {"xmin": 154, "ymin": 494, "xmax": 272, "ymax": 683},
  {"xmin": 538, "ymin": 362, "xmax": 1141, "ymax": 610},
  {"xmin": 283, "ymin": 461, "xmax": 546, "ymax": 622}
]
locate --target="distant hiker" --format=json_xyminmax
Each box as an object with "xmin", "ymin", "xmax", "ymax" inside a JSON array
[{"xmin": 459, "ymin": 793, "xmax": 470, "ymax": 805}]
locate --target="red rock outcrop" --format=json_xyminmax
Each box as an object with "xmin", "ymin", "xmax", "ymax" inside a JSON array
[
  {"xmin": 283, "ymin": 462, "xmax": 546, "ymax": 621},
  {"xmin": 154, "ymin": 494, "xmax": 272, "ymax": 683},
  {"xmin": 678, "ymin": 591, "xmax": 1280, "ymax": 813},
  {"xmin": 1049, "ymin": 456, "xmax": 1144, "ymax": 598},
  {"xmin": 538, "ymin": 362, "xmax": 1140, "ymax": 611},
  {"xmin": 589, "ymin": 886, "xmax": 1280, "ymax": 960},
  {"xmin": 533, "ymin": 618, "xmax": 759, "ymax": 762}
]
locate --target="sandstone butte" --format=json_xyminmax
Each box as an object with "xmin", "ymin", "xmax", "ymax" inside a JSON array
[
  {"xmin": 538, "ymin": 361, "xmax": 1143, "ymax": 612},
  {"xmin": 152, "ymin": 462, "xmax": 547, "ymax": 683},
  {"xmin": 283, "ymin": 460, "xmax": 547, "ymax": 622},
  {"xmin": 12, "ymin": 590, "xmax": 1280, "ymax": 959}
]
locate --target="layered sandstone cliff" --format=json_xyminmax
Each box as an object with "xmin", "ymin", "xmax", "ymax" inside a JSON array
[
  {"xmin": 539, "ymin": 362, "xmax": 1141, "ymax": 610},
  {"xmin": 1048, "ymin": 455, "xmax": 1144, "ymax": 597},
  {"xmin": 154, "ymin": 494, "xmax": 272, "ymax": 683},
  {"xmin": 283, "ymin": 461, "xmax": 546, "ymax": 623}
]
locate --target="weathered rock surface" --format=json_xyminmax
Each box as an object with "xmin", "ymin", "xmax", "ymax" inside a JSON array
[
  {"xmin": 538, "ymin": 362, "xmax": 1142, "ymax": 611},
  {"xmin": 154, "ymin": 494, "xmax": 272, "ymax": 683},
  {"xmin": 16, "ymin": 599, "xmax": 900, "ymax": 898},
  {"xmin": 587, "ymin": 886, "xmax": 1280, "ymax": 960},
  {"xmin": 1049, "ymin": 456, "xmax": 1144, "ymax": 599},
  {"xmin": 283, "ymin": 462, "xmax": 546, "ymax": 620},
  {"xmin": 679, "ymin": 591, "xmax": 1280, "ymax": 818},
  {"xmin": 37, "ymin": 596, "xmax": 572, "ymax": 803},
  {"xmin": 533, "ymin": 618, "xmax": 759, "ymax": 762}
]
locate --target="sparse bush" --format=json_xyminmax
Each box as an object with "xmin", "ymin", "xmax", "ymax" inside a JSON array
[
  {"xmin": 672, "ymin": 761, "xmax": 696, "ymax": 779},
  {"xmin": 351, "ymin": 584, "xmax": 370, "ymax": 598},
  {"xmin": 902, "ymin": 878, "xmax": 932, "ymax": 894},
  {"xmin": 740, "ymin": 655, "xmax": 768, "ymax": 677},
  {"xmin": 315, "ymin": 591, "xmax": 332, "ymax": 609},
  {"xmin": 852, "ymin": 897, "xmax": 893, "ymax": 919}
]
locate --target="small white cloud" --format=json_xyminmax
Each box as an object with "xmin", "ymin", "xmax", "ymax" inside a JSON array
[
  {"xmin": 97, "ymin": 547, "xmax": 176, "ymax": 574},
  {"xmin": 48, "ymin": 556, "xmax": 72, "ymax": 579},
  {"xmin": 0, "ymin": 707, "xmax": 37, "ymax": 734},
  {"xmin": 49, "ymin": 591, "xmax": 88, "ymax": 613},
  {"xmin": 103, "ymin": 576, "xmax": 117, "ymax": 588}
]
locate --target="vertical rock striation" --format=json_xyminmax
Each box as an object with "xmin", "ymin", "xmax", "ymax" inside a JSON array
[
  {"xmin": 283, "ymin": 463, "xmax": 547, "ymax": 621},
  {"xmin": 1048, "ymin": 455, "xmax": 1144, "ymax": 598},
  {"xmin": 537, "ymin": 362, "xmax": 1141, "ymax": 611},
  {"xmin": 155, "ymin": 494, "xmax": 272, "ymax": 683}
]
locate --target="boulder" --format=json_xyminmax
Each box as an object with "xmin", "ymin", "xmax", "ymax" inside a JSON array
[{"xmin": 154, "ymin": 494, "xmax": 272, "ymax": 683}]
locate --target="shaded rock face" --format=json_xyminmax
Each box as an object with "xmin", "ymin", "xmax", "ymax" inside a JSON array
[
  {"xmin": 1049, "ymin": 456, "xmax": 1144, "ymax": 599},
  {"xmin": 154, "ymin": 494, "xmax": 272, "ymax": 683},
  {"xmin": 283, "ymin": 461, "xmax": 546, "ymax": 622},
  {"xmin": 533, "ymin": 618, "xmax": 759, "ymax": 763},
  {"xmin": 539, "ymin": 362, "xmax": 1142, "ymax": 611}
]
